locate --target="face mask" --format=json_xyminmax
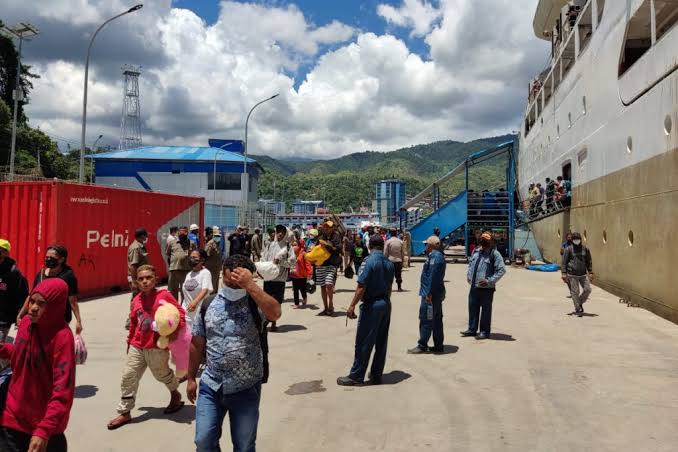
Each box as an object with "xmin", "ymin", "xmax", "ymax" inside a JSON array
[
  {"xmin": 572, "ymin": 239, "xmax": 581, "ymax": 245},
  {"xmin": 222, "ymin": 286, "xmax": 247, "ymax": 300},
  {"xmin": 214, "ymin": 236, "xmax": 222, "ymax": 243},
  {"xmin": 189, "ymin": 258, "xmax": 201, "ymax": 266},
  {"xmin": 45, "ymin": 257, "xmax": 59, "ymax": 268}
]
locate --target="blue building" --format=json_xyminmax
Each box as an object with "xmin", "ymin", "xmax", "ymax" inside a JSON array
[
  {"xmin": 90, "ymin": 140, "xmax": 264, "ymax": 229},
  {"xmin": 373, "ymin": 179, "xmax": 406, "ymax": 226},
  {"xmin": 292, "ymin": 200, "xmax": 324, "ymax": 215}
]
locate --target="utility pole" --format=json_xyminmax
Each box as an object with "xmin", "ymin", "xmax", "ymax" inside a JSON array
[{"xmin": 0, "ymin": 22, "xmax": 40, "ymax": 181}]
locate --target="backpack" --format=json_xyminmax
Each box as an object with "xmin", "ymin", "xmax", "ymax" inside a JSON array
[{"xmin": 200, "ymin": 294, "xmax": 269, "ymax": 383}]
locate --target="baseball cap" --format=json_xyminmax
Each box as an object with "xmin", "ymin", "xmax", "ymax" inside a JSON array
[
  {"xmin": 0, "ymin": 239, "xmax": 10, "ymax": 252},
  {"xmin": 423, "ymin": 236, "xmax": 441, "ymax": 247},
  {"xmin": 212, "ymin": 226, "xmax": 222, "ymax": 236},
  {"xmin": 190, "ymin": 224, "xmax": 199, "ymax": 231}
]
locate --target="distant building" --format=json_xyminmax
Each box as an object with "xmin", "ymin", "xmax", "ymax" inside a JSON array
[
  {"xmin": 374, "ymin": 179, "xmax": 406, "ymax": 226},
  {"xmin": 90, "ymin": 141, "xmax": 264, "ymax": 229},
  {"xmin": 292, "ymin": 200, "xmax": 325, "ymax": 215},
  {"xmin": 258, "ymin": 199, "xmax": 285, "ymax": 215}
]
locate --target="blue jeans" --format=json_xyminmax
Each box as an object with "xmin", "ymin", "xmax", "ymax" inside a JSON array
[
  {"xmin": 349, "ymin": 299, "xmax": 391, "ymax": 382},
  {"xmin": 468, "ymin": 288, "xmax": 495, "ymax": 334},
  {"xmin": 418, "ymin": 296, "xmax": 444, "ymax": 350},
  {"xmin": 195, "ymin": 380, "xmax": 261, "ymax": 452}
]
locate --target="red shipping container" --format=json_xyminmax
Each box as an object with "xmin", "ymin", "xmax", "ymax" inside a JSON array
[{"xmin": 0, "ymin": 181, "xmax": 204, "ymax": 298}]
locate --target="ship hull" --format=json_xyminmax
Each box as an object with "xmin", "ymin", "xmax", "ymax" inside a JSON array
[{"xmin": 530, "ymin": 146, "xmax": 678, "ymax": 322}]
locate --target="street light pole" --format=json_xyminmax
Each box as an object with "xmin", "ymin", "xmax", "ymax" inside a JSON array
[
  {"xmin": 90, "ymin": 134, "xmax": 103, "ymax": 182},
  {"xmin": 1, "ymin": 23, "xmax": 39, "ymax": 181},
  {"xmin": 79, "ymin": 4, "xmax": 143, "ymax": 182},
  {"xmin": 212, "ymin": 142, "xmax": 233, "ymax": 207},
  {"xmin": 242, "ymin": 93, "xmax": 279, "ymax": 223}
]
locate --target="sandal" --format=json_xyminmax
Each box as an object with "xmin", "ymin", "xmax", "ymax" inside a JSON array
[
  {"xmin": 163, "ymin": 400, "xmax": 185, "ymax": 414},
  {"xmin": 107, "ymin": 413, "xmax": 132, "ymax": 430}
]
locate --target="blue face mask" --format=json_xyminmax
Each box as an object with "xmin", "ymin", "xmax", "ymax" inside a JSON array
[
  {"xmin": 222, "ymin": 286, "xmax": 247, "ymax": 300},
  {"xmin": 214, "ymin": 236, "xmax": 222, "ymax": 244}
]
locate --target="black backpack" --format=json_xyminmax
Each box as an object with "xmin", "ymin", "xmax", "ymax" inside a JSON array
[{"xmin": 200, "ymin": 294, "xmax": 270, "ymax": 384}]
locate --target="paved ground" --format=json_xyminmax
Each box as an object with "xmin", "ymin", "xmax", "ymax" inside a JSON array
[{"xmin": 66, "ymin": 262, "xmax": 678, "ymax": 451}]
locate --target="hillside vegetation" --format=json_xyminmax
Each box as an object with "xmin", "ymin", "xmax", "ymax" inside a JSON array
[{"xmin": 253, "ymin": 135, "xmax": 515, "ymax": 213}]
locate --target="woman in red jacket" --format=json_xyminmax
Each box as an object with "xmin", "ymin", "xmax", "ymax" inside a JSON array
[{"xmin": 0, "ymin": 278, "xmax": 75, "ymax": 452}]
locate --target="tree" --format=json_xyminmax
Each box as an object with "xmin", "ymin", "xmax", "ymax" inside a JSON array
[{"xmin": 0, "ymin": 19, "xmax": 40, "ymax": 125}]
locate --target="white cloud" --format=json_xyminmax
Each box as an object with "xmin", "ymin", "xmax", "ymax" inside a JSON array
[
  {"xmin": 6, "ymin": 0, "xmax": 548, "ymax": 159},
  {"xmin": 377, "ymin": 0, "xmax": 442, "ymax": 37}
]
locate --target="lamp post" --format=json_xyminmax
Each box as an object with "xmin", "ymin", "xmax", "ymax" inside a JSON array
[
  {"xmin": 213, "ymin": 142, "xmax": 233, "ymax": 217},
  {"xmin": 90, "ymin": 134, "xmax": 103, "ymax": 182},
  {"xmin": 242, "ymin": 93, "xmax": 279, "ymax": 223},
  {"xmin": 0, "ymin": 22, "xmax": 40, "ymax": 181},
  {"xmin": 79, "ymin": 4, "xmax": 143, "ymax": 182}
]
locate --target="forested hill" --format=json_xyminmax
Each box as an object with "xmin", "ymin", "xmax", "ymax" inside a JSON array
[{"xmin": 253, "ymin": 134, "xmax": 516, "ymax": 213}]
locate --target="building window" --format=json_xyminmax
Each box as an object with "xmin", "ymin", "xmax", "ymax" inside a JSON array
[
  {"xmin": 619, "ymin": 0, "xmax": 653, "ymax": 76},
  {"xmin": 656, "ymin": 0, "xmax": 678, "ymax": 42},
  {"xmin": 208, "ymin": 173, "xmax": 241, "ymax": 190}
]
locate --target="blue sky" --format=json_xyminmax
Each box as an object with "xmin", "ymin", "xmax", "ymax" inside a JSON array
[{"xmin": 7, "ymin": 0, "xmax": 544, "ymax": 158}]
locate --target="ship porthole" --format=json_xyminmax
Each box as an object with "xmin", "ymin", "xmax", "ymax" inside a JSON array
[
  {"xmin": 665, "ymin": 115, "xmax": 673, "ymax": 135},
  {"xmin": 602, "ymin": 230, "xmax": 608, "ymax": 244},
  {"xmin": 626, "ymin": 137, "xmax": 633, "ymax": 153},
  {"xmin": 628, "ymin": 230, "xmax": 634, "ymax": 247}
]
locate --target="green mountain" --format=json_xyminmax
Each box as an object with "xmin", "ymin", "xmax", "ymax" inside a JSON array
[{"xmin": 252, "ymin": 134, "xmax": 516, "ymax": 213}]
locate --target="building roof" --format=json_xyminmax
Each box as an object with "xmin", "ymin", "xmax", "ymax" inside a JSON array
[{"xmin": 88, "ymin": 146, "xmax": 257, "ymax": 164}]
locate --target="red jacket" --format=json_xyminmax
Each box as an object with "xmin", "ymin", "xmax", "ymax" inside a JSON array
[
  {"xmin": 0, "ymin": 278, "xmax": 75, "ymax": 440},
  {"xmin": 127, "ymin": 288, "xmax": 185, "ymax": 349},
  {"xmin": 291, "ymin": 239, "xmax": 313, "ymax": 279}
]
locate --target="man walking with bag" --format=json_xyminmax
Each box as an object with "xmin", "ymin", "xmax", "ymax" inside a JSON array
[{"xmin": 561, "ymin": 232, "xmax": 593, "ymax": 317}]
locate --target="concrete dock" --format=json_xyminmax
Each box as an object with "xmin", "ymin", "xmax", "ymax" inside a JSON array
[{"xmin": 66, "ymin": 262, "xmax": 678, "ymax": 451}]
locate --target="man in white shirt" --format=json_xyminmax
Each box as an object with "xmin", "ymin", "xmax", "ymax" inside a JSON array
[{"xmin": 384, "ymin": 228, "xmax": 405, "ymax": 292}]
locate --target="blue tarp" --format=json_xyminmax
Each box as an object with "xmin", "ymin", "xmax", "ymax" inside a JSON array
[{"xmin": 526, "ymin": 263, "xmax": 561, "ymax": 272}]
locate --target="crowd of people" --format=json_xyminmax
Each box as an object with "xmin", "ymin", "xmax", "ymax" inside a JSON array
[
  {"xmin": 1, "ymin": 217, "xmax": 598, "ymax": 451},
  {"xmin": 527, "ymin": 175, "xmax": 571, "ymax": 219}
]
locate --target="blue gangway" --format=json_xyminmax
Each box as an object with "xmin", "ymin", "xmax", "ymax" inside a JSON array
[{"xmin": 410, "ymin": 191, "xmax": 467, "ymax": 256}]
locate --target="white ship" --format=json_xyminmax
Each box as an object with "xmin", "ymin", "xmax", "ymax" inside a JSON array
[{"xmin": 518, "ymin": 0, "xmax": 678, "ymax": 321}]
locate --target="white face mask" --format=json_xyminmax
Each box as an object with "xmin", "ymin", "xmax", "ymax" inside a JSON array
[
  {"xmin": 572, "ymin": 240, "xmax": 581, "ymax": 245},
  {"xmin": 222, "ymin": 286, "xmax": 247, "ymax": 300}
]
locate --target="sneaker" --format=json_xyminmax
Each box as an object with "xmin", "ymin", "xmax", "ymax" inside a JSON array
[
  {"xmin": 337, "ymin": 376, "xmax": 362, "ymax": 386},
  {"xmin": 407, "ymin": 346, "xmax": 428, "ymax": 354}
]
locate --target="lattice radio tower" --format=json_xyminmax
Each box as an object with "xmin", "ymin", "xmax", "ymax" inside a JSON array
[{"xmin": 119, "ymin": 65, "xmax": 142, "ymax": 149}]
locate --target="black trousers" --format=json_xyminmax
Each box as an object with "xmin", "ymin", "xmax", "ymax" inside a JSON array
[
  {"xmin": 291, "ymin": 278, "xmax": 307, "ymax": 305},
  {"xmin": 0, "ymin": 427, "xmax": 67, "ymax": 452},
  {"xmin": 263, "ymin": 281, "xmax": 286, "ymax": 304},
  {"xmin": 468, "ymin": 288, "xmax": 495, "ymax": 334},
  {"xmin": 393, "ymin": 262, "xmax": 403, "ymax": 286}
]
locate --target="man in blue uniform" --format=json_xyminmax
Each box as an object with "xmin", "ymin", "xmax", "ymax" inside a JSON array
[
  {"xmin": 338, "ymin": 235, "xmax": 394, "ymax": 386},
  {"xmin": 461, "ymin": 231, "xmax": 506, "ymax": 340},
  {"xmin": 408, "ymin": 235, "xmax": 447, "ymax": 354}
]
